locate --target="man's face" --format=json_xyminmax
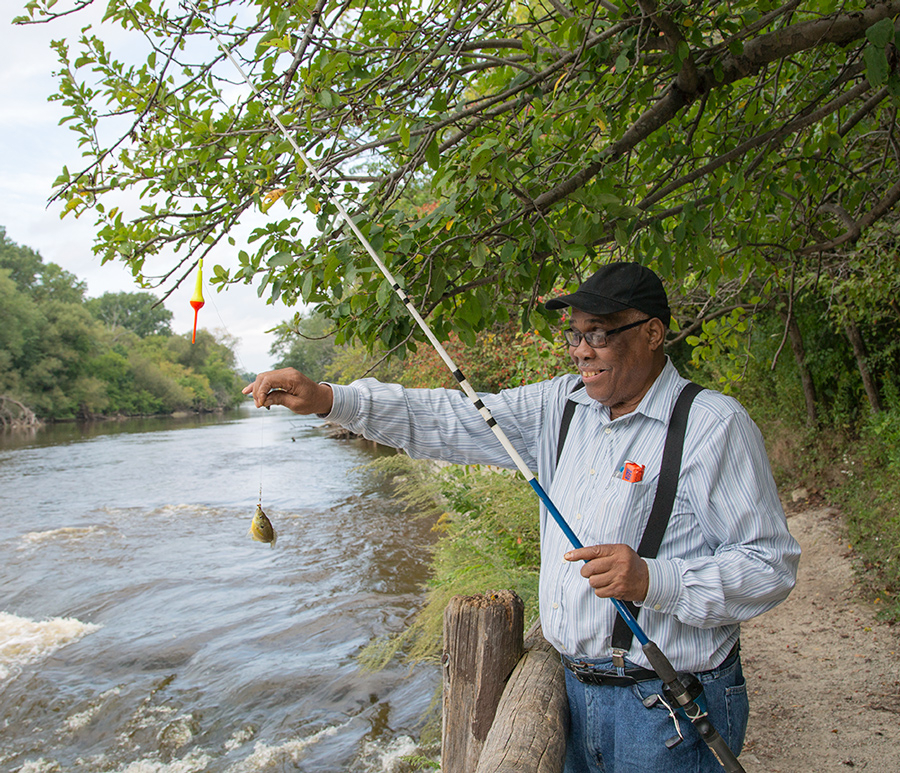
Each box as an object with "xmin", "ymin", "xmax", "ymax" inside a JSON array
[{"xmin": 567, "ymin": 308, "xmax": 664, "ymax": 418}]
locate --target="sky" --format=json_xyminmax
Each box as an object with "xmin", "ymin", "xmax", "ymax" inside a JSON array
[{"xmin": 0, "ymin": 4, "xmax": 302, "ymax": 376}]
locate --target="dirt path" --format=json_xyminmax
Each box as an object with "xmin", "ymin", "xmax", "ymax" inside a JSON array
[{"xmin": 740, "ymin": 506, "xmax": 900, "ymax": 772}]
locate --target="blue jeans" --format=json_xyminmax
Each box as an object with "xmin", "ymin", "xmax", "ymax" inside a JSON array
[{"xmin": 563, "ymin": 647, "xmax": 748, "ymax": 773}]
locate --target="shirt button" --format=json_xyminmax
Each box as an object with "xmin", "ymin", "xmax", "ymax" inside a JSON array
[
  {"xmin": 552, "ymin": 602, "xmax": 559, "ymax": 609},
  {"xmin": 576, "ymin": 512, "xmax": 582, "ymax": 520},
  {"xmin": 590, "ymin": 469, "xmax": 596, "ymax": 475},
  {"xmin": 654, "ymin": 604, "xmax": 662, "ymax": 611},
  {"xmin": 605, "ymin": 427, "xmax": 612, "ymax": 435}
]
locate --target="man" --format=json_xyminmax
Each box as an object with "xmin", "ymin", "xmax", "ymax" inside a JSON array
[{"xmin": 244, "ymin": 262, "xmax": 800, "ymax": 772}]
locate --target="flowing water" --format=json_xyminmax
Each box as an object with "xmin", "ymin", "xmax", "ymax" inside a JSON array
[{"xmin": 0, "ymin": 405, "xmax": 441, "ymax": 773}]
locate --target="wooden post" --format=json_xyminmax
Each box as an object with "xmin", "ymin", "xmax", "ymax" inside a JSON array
[
  {"xmin": 441, "ymin": 590, "xmax": 524, "ymax": 773},
  {"xmin": 475, "ymin": 622, "xmax": 569, "ymax": 773}
]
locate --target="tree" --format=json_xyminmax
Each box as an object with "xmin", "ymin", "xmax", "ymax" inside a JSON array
[
  {"xmin": 86, "ymin": 290, "xmax": 174, "ymax": 337},
  {"xmin": 15, "ymin": 300, "xmax": 104, "ymax": 419},
  {"xmin": 0, "ymin": 226, "xmax": 86, "ymax": 303},
  {"xmin": 16, "ymin": 1, "xmax": 900, "ymax": 413},
  {"xmin": 1, "ymin": 228, "xmax": 246, "ymax": 418},
  {"xmin": 163, "ymin": 328, "xmax": 244, "ymax": 405},
  {"xmin": 0, "ymin": 227, "xmax": 44, "ymax": 292},
  {"xmin": 0, "ymin": 269, "xmax": 39, "ymax": 395}
]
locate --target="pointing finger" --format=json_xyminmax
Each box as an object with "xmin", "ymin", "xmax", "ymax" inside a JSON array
[{"xmin": 564, "ymin": 544, "xmax": 608, "ymax": 562}]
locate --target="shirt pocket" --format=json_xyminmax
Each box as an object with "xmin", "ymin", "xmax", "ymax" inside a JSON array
[{"xmin": 592, "ymin": 473, "xmax": 659, "ymax": 547}]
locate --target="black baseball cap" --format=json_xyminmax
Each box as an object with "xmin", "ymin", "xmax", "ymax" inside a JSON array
[{"xmin": 545, "ymin": 262, "xmax": 671, "ymax": 327}]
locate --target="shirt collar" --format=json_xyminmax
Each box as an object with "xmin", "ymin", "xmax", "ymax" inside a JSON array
[{"xmin": 567, "ymin": 357, "xmax": 683, "ymax": 425}]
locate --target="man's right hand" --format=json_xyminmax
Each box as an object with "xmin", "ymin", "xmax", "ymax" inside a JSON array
[{"xmin": 242, "ymin": 368, "xmax": 334, "ymax": 415}]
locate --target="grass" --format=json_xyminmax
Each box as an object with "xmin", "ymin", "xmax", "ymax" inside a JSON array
[
  {"xmin": 358, "ymin": 456, "xmax": 541, "ymax": 671},
  {"xmin": 356, "ymin": 455, "xmax": 542, "ymax": 749},
  {"xmin": 829, "ymin": 403, "xmax": 900, "ymax": 623}
]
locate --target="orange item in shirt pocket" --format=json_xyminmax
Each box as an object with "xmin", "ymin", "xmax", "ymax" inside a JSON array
[{"xmin": 622, "ymin": 460, "xmax": 645, "ymax": 483}]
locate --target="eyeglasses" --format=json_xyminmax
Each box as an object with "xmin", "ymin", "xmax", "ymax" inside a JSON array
[{"xmin": 563, "ymin": 318, "xmax": 652, "ymax": 349}]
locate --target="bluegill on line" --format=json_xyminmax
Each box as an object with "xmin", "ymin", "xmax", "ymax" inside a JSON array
[{"xmin": 248, "ymin": 504, "xmax": 277, "ymax": 547}]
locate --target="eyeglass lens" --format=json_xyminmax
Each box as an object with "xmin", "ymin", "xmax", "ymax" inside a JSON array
[{"xmin": 564, "ymin": 329, "xmax": 607, "ymax": 347}]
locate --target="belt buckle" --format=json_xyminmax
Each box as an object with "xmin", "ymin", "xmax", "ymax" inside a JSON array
[
  {"xmin": 566, "ymin": 660, "xmax": 632, "ymax": 687},
  {"xmin": 567, "ymin": 660, "xmax": 598, "ymax": 682}
]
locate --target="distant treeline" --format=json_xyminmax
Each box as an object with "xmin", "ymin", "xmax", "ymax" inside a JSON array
[{"xmin": 1, "ymin": 227, "xmax": 244, "ymax": 421}]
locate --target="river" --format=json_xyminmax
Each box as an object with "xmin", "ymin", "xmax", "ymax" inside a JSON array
[{"xmin": 0, "ymin": 404, "xmax": 441, "ymax": 773}]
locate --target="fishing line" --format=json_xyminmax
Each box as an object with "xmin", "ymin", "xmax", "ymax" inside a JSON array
[
  {"xmin": 258, "ymin": 411, "xmax": 265, "ymax": 506},
  {"xmin": 205, "ymin": 285, "xmax": 270, "ymax": 509},
  {"xmin": 182, "ymin": 5, "xmax": 743, "ymax": 767}
]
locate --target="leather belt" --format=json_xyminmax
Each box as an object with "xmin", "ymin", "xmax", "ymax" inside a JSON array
[
  {"xmin": 562, "ymin": 658, "xmax": 658, "ymax": 686},
  {"xmin": 562, "ymin": 641, "xmax": 740, "ymax": 687}
]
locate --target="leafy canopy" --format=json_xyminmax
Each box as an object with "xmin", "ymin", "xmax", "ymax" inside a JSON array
[
  {"xmin": 18, "ymin": 0, "xmax": 900, "ymax": 357},
  {"xmin": 87, "ymin": 290, "xmax": 174, "ymax": 337}
]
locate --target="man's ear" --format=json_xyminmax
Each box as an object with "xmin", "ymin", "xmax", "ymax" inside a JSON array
[{"xmin": 647, "ymin": 317, "xmax": 668, "ymax": 351}]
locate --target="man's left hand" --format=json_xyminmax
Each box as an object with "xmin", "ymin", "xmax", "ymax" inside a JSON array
[{"xmin": 564, "ymin": 544, "xmax": 649, "ymax": 602}]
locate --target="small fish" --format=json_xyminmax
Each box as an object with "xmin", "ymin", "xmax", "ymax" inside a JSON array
[{"xmin": 248, "ymin": 504, "xmax": 277, "ymax": 547}]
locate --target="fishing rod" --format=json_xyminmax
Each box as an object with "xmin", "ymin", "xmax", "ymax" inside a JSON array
[{"xmin": 183, "ymin": 4, "xmax": 744, "ymax": 769}]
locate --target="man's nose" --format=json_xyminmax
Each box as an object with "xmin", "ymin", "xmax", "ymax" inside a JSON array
[{"xmin": 570, "ymin": 336, "xmax": 595, "ymax": 357}]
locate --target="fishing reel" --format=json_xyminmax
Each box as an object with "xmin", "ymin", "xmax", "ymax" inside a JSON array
[{"xmin": 642, "ymin": 672, "xmax": 706, "ymax": 750}]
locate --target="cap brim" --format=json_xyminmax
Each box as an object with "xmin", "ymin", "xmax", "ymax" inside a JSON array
[{"xmin": 544, "ymin": 291, "xmax": 631, "ymax": 315}]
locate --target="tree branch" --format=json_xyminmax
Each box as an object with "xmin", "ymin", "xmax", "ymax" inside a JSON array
[
  {"xmin": 799, "ymin": 176, "xmax": 900, "ymax": 254},
  {"xmin": 530, "ymin": 1, "xmax": 900, "ymax": 215},
  {"xmin": 639, "ymin": 79, "xmax": 873, "ymax": 211}
]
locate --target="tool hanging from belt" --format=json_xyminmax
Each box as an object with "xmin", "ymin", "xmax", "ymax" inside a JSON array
[{"xmin": 556, "ymin": 379, "xmax": 704, "ymax": 661}]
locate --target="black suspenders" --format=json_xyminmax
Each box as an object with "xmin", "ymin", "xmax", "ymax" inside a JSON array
[
  {"xmin": 555, "ymin": 380, "xmax": 704, "ymax": 652},
  {"xmin": 555, "ymin": 381, "xmax": 585, "ymax": 467}
]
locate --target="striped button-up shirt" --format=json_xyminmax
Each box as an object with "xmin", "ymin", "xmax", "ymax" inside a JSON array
[{"xmin": 326, "ymin": 359, "xmax": 800, "ymax": 672}]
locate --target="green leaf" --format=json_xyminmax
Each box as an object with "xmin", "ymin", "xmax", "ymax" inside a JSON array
[
  {"xmin": 521, "ymin": 31, "xmax": 534, "ymax": 57},
  {"xmin": 301, "ymin": 270, "xmax": 314, "ymax": 300},
  {"xmin": 866, "ymin": 18, "xmax": 894, "ymax": 48},
  {"xmin": 470, "ymin": 147, "xmax": 493, "ymax": 176},
  {"xmin": 425, "ymin": 137, "xmax": 440, "ymax": 170},
  {"xmin": 376, "ymin": 277, "xmax": 392, "ymax": 307},
  {"xmin": 594, "ymin": 193, "xmax": 622, "ymax": 206},
  {"xmin": 267, "ymin": 251, "xmax": 294, "ymax": 267},
  {"xmin": 459, "ymin": 294, "xmax": 482, "ymax": 326},
  {"xmin": 316, "ymin": 89, "xmax": 335, "ymax": 108},
  {"xmin": 457, "ymin": 322, "xmax": 477, "ymax": 348},
  {"xmin": 52, "ymin": 166, "xmax": 71, "ymax": 187},
  {"xmin": 863, "ymin": 44, "xmax": 890, "ymax": 87},
  {"xmin": 888, "ymin": 72, "xmax": 900, "ymax": 97}
]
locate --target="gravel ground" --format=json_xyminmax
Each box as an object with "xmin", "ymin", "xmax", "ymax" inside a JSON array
[{"xmin": 739, "ymin": 506, "xmax": 900, "ymax": 772}]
